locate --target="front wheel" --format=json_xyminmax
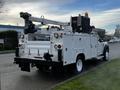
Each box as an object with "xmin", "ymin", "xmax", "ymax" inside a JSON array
[{"xmin": 103, "ymin": 50, "xmax": 109, "ymax": 61}]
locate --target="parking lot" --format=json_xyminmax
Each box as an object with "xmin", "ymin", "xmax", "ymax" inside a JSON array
[{"xmin": 0, "ymin": 43, "xmax": 120, "ymax": 90}]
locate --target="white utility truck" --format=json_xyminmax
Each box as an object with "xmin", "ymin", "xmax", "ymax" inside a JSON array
[{"xmin": 14, "ymin": 12, "xmax": 109, "ymax": 73}]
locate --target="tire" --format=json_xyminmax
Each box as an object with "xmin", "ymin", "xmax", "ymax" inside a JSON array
[
  {"xmin": 52, "ymin": 66, "xmax": 64, "ymax": 74},
  {"xmin": 36, "ymin": 64, "xmax": 48, "ymax": 72},
  {"xmin": 103, "ymin": 49, "xmax": 109, "ymax": 61},
  {"xmin": 36, "ymin": 65, "xmax": 44, "ymax": 72},
  {"xmin": 75, "ymin": 57, "xmax": 84, "ymax": 73}
]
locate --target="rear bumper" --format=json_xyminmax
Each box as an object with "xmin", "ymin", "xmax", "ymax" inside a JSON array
[
  {"xmin": 14, "ymin": 57, "xmax": 63, "ymax": 68},
  {"xmin": 14, "ymin": 57, "xmax": 63, "ymax": 72}
]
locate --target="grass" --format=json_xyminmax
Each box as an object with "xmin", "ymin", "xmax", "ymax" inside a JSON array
[{"xmin": 53, "ymin": 59, "xmax": 120, "ymax": 90}]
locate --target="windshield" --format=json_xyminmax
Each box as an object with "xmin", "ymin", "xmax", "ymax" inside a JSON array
[{"xmin": 28, "ymin": 34, "xmax": 50, "ymax": 41}]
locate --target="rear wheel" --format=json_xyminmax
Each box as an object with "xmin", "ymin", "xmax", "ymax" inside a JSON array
[
  {"xmin": 36, "ymin": 65, "xmax": 44, "ymax": 72},
  {"xmin": 75, "ymin": 58, "xmax": 84, "ymax": 73},
  {"xmin": 52, "ymin": 66, "xmax": 64, "ymax": 74}
]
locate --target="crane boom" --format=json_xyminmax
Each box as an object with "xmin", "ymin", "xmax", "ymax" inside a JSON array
[
  {"xmin": 29, "ymin": 17, "xmax": 69, "ymax": 26},
  {"xmin": 20, "ymin": 12, "xmax": 69, "ymax": 26}
]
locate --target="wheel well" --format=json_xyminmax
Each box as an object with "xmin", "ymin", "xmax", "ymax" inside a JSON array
[{"xmin": 76, "ymin": 53, "xmax": 85, "ymax": 61}]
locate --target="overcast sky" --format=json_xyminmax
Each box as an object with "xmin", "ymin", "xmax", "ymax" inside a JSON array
[{"xmin": 0, "ymin": 0, "xmax": 120, "ymax": 34}]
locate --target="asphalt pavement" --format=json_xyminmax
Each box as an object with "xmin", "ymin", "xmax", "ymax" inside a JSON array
[{"xmin": 0, "ymin": 43, "xmax": 120, "ymax": 90}]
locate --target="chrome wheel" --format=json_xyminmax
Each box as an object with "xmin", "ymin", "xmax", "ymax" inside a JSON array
[
  {"xmin": 76, "ymin": 59, "xmax": 83, "ymax": 72},
  {"xmin": 105, "ymin": 51, "xmax": 109, "ymax": 61}
]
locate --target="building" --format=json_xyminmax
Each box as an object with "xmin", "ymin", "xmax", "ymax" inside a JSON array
[
  {"xmin": 0, "ymin": 24, "xmax": 24, "ymax": 32},
  {"xmin": 0, "ymin": 25, "xmax": 24, "ymax": 50},
  {"xmin": 114, "ymin": 25, "xmax": 120, "ymax": 38}
]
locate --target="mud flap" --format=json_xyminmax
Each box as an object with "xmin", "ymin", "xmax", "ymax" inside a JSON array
[{"xmin": 20, "ymin": 63, "xmax": 30, "ymax": 72}]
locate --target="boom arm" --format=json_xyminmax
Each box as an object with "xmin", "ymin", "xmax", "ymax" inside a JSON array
[
  {"xmin": 29, "ymin": 17, "xmax": 69, "ymax": 26},
  {"xmin": 20, "ymin": 12, "xmax": 69, "ymax": 26}
]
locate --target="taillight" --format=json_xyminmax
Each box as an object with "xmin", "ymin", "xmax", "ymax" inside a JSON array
[
  {"xmin": 58, "ymin": 44, "xmax": 62, "ymax": 49},
  {"xmin": 54, "ymin": 44, "xmax": 63, "ymax": 49},
  {"xmin": 54, "ymin": 33, "xmax": 63, "ymax": 38}
]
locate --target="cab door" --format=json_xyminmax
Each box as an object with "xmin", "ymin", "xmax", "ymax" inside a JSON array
[{"xmin": 97, "ymin": 40, "xmax": 104, "ymax": 56}]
